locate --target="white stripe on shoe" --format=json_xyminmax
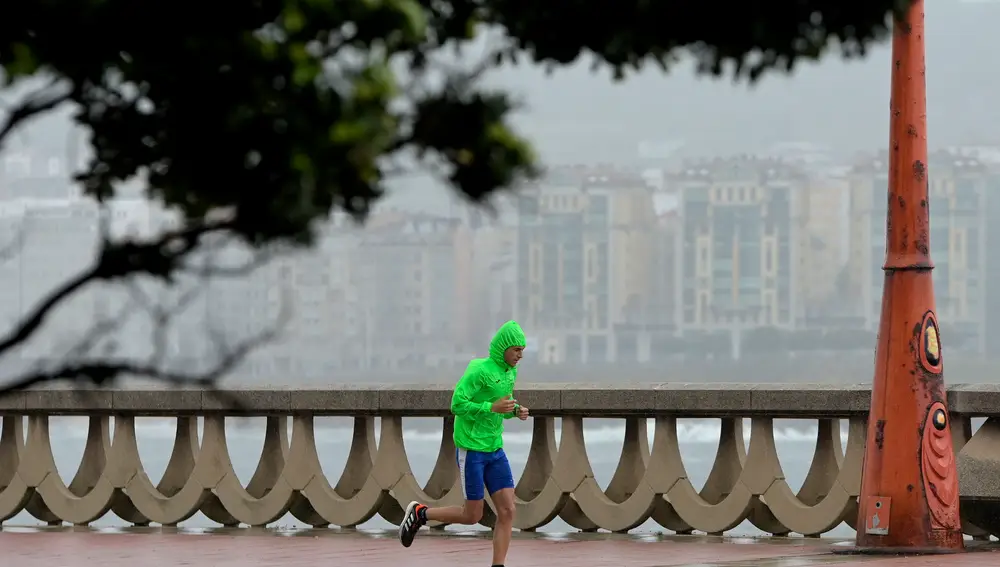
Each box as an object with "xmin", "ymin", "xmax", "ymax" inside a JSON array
[
  {"xmin": 403, "ymin": 501, "xmax": 418, "ymax": 530},
  {"xmin": 399, "ymin": 500, "xmax": 420, "ymax": 547}
]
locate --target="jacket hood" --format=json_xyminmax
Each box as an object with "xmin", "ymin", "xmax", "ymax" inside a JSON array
[{"xmin": 489, "ymin": 320, "xmax": 526, "ymax": 370}]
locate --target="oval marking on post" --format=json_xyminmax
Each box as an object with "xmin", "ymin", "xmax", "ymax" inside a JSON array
[
  {"xmin": 932, "ymin": 408, "xmax": 946, "ymax": 431},
  {"xmin": 918, "ymin": 311, "xmax": 942, "ymax": 373}
]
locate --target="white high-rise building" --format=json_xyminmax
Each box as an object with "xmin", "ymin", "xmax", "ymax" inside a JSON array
[
  {"xmin": 0, "ymin": 194, "xmax": 179, "ymax": 366},
  {"xmin": 0, "ymin": 197, "xmax": 99, "ymax": 359},
  {"xmin": 204, "ymin": 219, "xmax": 364, "ymax": 382}
]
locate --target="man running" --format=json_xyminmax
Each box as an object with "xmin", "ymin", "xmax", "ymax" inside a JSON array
[{"xmin": 399, "ymin": 320, "xmax": 529, "ymax": 567}]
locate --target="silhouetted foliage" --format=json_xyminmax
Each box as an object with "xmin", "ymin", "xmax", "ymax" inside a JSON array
[{"xmin": 0, "ymin": 0, "xmax": 917, "ymax": 392}]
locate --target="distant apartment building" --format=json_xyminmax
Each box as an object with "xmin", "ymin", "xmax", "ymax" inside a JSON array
[
  {"xmin": 758, "ymin": 143, "xmax": 848, "ymax": 319},
  {"xmin": 350, "ymin": 212, "xmax": 472, "ymax": 369},
  {"xmin": 671, "ymin": 156, "xmax": 806, "ymax": 337},
  {"xmin": 604, "ymin": 182, "xmax": 674, "ymax": 363},
  {"xmin": 0, "ymin": 195, "xmax": 168, "ymax": 363},
  {"xmin": 207, "ymin": 217, "xmax": 364, "ymax": 379},
  {"xmin": 627, "ymin": 190, "xmax": 681, "ymax": 361},
  {"xmin": 467, "ymin": 224, "xmax": 517, "ymax": 349},
  {"xmin": 515, "ymin": 166, "xmax": 655, "ymax": 364},
  {"xmin": 276, "ymin": 227, "xmax": 361, "ymax": 375},
  {"xmin": 0, "ymin": 154, "xmax": 83, "ymax": 344},
  {"xmin": 798, "ymin": 170, "xmax": 851, "ymax": 314},
  {"xmin": 847, "ymin": 151, "xmax": 988, "ymax": 352},
  {"xmin": 0, "ymin": 198, "xmax": 100, "ymax": 358},
  {"xmin": 844, "ymin": 155, "xmax": 883, "ymax": 322},
  {"xmin": 0, "ymin": 150, "xmax": 79, "ymax": 200},
  {"xmin": 984, "ymin": 159, "xmax": 1000, "ymax": 355}
]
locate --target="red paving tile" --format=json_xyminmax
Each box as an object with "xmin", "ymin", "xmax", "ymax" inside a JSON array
[{"xmin": 1, "ymin": 530, "xmax": 998, "ymax": 566}]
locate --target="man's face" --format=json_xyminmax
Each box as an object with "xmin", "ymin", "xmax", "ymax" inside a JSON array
[{"xmin": 504, "ymin": 346, "xmax": 524, "ymax": 366}]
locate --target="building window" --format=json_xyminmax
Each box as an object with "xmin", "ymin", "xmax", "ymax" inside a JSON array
[
  {"xmin": 518, "ymin": 195, "xmax": 539, "ymax": 217},
  {"xmin": 587, "ymin": 335, "xmax": 607, "ymax": 363},
  {"xmin": 566, "ymin": 335, "xmax": 582, "ymax": 362}
]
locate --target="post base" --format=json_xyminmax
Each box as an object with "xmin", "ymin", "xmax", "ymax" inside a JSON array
[{"xmin": 830, "ymin": 542, "xmax": 968, "ymax": 556}]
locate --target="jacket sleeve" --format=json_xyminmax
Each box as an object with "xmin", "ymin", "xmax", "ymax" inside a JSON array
[
  {"xmin": 451, "ymin": 366, "xmax": 493, "ymax": 417},
  {"xmin": 502, "ymin": 370, "xmax": 519, "ymax": 419}
]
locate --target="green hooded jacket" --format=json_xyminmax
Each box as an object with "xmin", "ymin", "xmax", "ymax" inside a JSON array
[{"xmin": 450, "ymin": 320, "xmax": 527, "ymax": 453}]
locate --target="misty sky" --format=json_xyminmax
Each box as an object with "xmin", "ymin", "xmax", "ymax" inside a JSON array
[{"xmin": 391, "ymin": 0, "xmax": 1000, "ymax": 211}]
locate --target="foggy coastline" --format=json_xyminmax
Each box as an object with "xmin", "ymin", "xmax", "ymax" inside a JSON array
[{"xmin": 13, "ymin": 353, "xmax": 999, "ymax": 389}]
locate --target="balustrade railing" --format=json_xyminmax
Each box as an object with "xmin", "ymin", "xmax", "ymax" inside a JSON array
[{"xmin": 0, "ymin": 384, "xmax": 998, "ymax": 537}]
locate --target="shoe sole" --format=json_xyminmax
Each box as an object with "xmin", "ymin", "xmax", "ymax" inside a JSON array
[{"xmin": 399, "ymin": 500, "xmax": 420, "ymax": 547}]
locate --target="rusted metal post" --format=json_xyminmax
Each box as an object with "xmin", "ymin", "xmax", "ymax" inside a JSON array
[{"xmin": 849, "ymin": 0, "xmax": 964, "ymax": 554}]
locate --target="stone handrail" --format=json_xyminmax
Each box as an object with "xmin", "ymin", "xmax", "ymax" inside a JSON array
[{"xmin": 0, "ymin": 383, "xmax": 998, "ymax": 537}]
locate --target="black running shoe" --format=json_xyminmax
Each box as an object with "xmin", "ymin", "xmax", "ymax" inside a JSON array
[{"xmin": 399, "ymin": 501, "xmax": 427, "ymax": 547}]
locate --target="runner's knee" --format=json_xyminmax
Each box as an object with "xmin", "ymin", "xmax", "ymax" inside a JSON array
[
  {"xmin": 462, "ymin": 502, "xmax": 484, "ymax": 524},
  {"xmin": 495, "ymin": 499, "xmax": 515, "ymax": 523}
]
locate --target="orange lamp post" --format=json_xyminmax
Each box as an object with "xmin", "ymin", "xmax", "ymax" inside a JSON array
[{"xmin": 850, "ymin": 0, "xmax": 964, "ymax": 554}]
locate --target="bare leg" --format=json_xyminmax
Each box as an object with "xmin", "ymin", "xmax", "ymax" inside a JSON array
[
  {"xmin": 491, "ymin": 488, "xmax": 516, "ymax": 566},
  {"xmin": 426, "ymin": 500, "xmax": 484, "ymax": 524},
  {"xmin": 399, "ymin": 499, "xmax": 484, "ymax": 548}
]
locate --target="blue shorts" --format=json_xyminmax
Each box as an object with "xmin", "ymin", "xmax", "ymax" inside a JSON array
[{"xmin": 455, "ymin": 447, "xmax": 515, "ymax": 501}]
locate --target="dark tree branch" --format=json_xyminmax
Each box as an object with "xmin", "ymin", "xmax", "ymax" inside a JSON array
[
  {"xmin": 0, "ymin": 329, "xmax": 274, "ymax": 395},
  {"xmin": 125, "ymin": 280, "xmax": 203, "ymax": 370},
  {"xmin": 0, "ymin": 79, "xmax": 73, "ymax": 151},
  {"xmin": 0, "ymin": 264, "xmax": 99, "ymax": 356},
  {"xmin": 60, "ymin": 293, "xmax": 139, "ymax": 361},
  {"xmin": 178, "ymin": 237, "xmax": 279, "ymax": 279},
  {"xmin": 0, "ymin": 218, "xmax": 235, "ymax": 374},
  {"xmin": 0, "ymin": 224, "xmax": 24, "ymax": 264},
  {"xmin": 0, "ymin": 278, "xmax": 290, "ymax": 408}
]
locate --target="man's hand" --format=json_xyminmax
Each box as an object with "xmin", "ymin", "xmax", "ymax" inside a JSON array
[
  {"xmin": 491, "ymin": 395, "xmax": 517, "ymax": 414},
  {"xmin": 517, "ymin": 405, "xmax": 529, "ymax": 420}
]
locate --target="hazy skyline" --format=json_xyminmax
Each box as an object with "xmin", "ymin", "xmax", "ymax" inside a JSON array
[{"xmin": 2, "ymin": 1, "xmax": 999, "ymax": 389}]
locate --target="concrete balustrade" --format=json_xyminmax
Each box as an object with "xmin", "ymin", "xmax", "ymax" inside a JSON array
[{"xmin": 0, "ymin": 383, "xmax": 999, "ymax": 537}]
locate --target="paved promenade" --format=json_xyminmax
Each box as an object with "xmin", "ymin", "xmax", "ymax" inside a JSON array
[{"xmin": 3, "ymin": 528, "xmax": 998, "ymax": 567}]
